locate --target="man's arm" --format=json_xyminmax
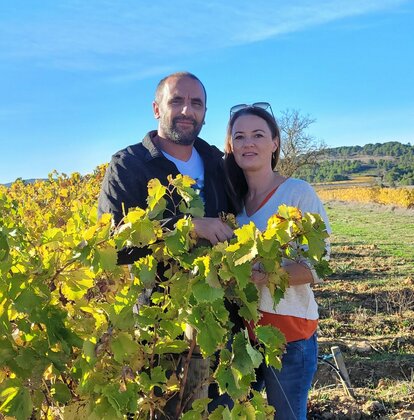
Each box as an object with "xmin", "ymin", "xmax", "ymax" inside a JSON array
[{"xmin": 98, "ymin": 158, "xmax": 146, "ymax": 226}]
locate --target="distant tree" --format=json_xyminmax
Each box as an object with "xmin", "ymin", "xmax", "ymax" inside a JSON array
[{"xmin": 277, "ymin": 109, "xmax": 327, "ymax": 177}]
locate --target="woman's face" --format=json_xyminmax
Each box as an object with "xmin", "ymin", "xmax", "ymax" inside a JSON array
[{"xmin": 231, "ymin": 114, "xmax": 278, "ymax": 172}]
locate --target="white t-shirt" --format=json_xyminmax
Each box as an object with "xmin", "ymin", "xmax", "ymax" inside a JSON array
[
  {"xmin": 236, "ymin": 177, "xmax": 331, "ymax": 320},
  {"xmin": 162, "ymin": 148, "xmax": 205, "ymax": 201}
]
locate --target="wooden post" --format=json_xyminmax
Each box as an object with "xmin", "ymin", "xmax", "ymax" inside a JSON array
[
  {"xmin": 183, "ymin": 325, "xmax": 210, "ymax": 409},
  {"xmin": 331, "ymin": 346, "xmax": 355, "ymax": 398}
]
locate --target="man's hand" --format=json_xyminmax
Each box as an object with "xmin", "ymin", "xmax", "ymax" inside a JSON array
[{"xmin": 192, "ymin": 217, "xmax": 234, "ymax": 245}]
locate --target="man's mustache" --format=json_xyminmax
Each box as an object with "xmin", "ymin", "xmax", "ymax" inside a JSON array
[{"xmin": 173, "ymin": 117, "xmax": 197, "ymax": 126}]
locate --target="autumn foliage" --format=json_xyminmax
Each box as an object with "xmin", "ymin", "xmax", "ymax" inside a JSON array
[
  {"xmin": 0, "ymin": 169, "xmax": 329, "ymax": 419},
  {"xmin": 316, "ymin": 186, "xmax": 414, "ymax": 209}
]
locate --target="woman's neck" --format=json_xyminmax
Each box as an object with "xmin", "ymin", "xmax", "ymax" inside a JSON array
[
  {"xmin": 243, "ymin": 170, "xmax": 286, "ymax": 216},
  {"xmin": 244, "ymin": 170, "xmax": 281, "ymax": 199}
]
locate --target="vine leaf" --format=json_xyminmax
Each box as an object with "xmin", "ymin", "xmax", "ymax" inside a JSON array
[
  {"xmin": 255, "ymin": 325, "xmax": 286, "ymax": 369},
  {"xmin": 0, "ymin": 378, "xmax": 33, "ymax": 420},
  {"xmin": 187, "ymin": 304, "xmax": 227, "ymax": 357},
  {"xmin": 147, "ymin": 178, "xmax": 167, "ymax": 219}
]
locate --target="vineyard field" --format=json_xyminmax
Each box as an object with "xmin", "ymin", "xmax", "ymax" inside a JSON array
[
  {"xmin": 309, "ymin": 201, "xmax": 414, "ymax": 419},
  {"xmin": 315, "ymin": 185, "xmax": 414, "ymax": 209},
  {"xmin": 1, "ymin": 170, "xmax": 413, "ymax": 418},
  {"xmin": 0, "ymin": 169, "xmax": 329, "ymax": 419}
]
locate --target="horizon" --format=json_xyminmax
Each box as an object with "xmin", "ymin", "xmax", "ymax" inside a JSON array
[
  {"xmin": 2, "ymin": 139, "xmax": 412, "ymax": 186},
  {"xmin": 1, "ymin": 1, "xmax": 413, "ymax": 184}
]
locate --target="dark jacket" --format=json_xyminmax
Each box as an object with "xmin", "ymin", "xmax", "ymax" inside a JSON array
[{"xmin": 98, "ymin": 131, "xmax": 231, "ymax": 263}]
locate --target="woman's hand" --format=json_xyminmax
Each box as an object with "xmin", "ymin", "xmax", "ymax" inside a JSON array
[
  {"xmin": 282, "ymin": 259, "xmax": 316, "ymax": 285},
  {"xmin": 251, "ymin": 262, "xmax": 268, "ymax": 286}
]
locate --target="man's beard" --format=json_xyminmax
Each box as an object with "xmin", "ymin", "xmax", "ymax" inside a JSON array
[{"xmin": 161, "ymin": 116, "xmax": 203, "ymax": 146}]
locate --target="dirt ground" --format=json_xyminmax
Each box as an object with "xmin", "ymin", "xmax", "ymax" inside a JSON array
[{"xmin": 306, "ymin": 201, "xmax": 414, "ymax": 419}]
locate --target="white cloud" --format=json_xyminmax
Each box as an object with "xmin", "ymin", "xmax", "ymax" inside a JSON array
[{"xmin": 0, "ymin": 0, "xmax": 410, "ymax": 73}]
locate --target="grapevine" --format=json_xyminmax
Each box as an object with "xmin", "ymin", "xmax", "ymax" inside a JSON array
[{"xmin": 0, "ymin": 170, "xmax": 330, "ymax": 419}]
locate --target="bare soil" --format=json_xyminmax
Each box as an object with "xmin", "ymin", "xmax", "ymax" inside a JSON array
[{"xmin": 307, "ymin": 201, "xmax": 414, "ymax": 419}]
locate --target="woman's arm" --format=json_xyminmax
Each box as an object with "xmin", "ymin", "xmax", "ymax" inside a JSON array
[{"xmin": 251, "ymin": 259, "xmax": 315, "ymax": 287}]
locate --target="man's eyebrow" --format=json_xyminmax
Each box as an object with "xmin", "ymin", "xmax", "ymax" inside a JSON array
[{"xmin": 169, "ymin": 95, "xmax": 184, "ymax": 100}]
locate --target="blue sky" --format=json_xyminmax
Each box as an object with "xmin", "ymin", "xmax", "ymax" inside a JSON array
[{"xmin": 1, "ymin": 0, "xmax": 413, "ymax": 183}]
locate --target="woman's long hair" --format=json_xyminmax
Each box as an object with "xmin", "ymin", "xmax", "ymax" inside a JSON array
[{"xmin": 224, "ymin": 107, "xmax": 281, "ymax": 214}]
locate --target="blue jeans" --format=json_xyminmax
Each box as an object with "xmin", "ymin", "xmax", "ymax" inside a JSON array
[{"xmin": 253, "ymin": 332, "xmax": 318, "ymax": 420}]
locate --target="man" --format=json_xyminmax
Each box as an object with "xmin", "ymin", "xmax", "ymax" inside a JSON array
[
  {"xmin": 98, "ymin": 71, "xmax": 233, "ymax": 257},
  {"xmin": 97, "ymin": 72, "xmax": 235, "ymax": 415}
]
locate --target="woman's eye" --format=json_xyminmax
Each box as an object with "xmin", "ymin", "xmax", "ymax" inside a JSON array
[
  {"xmin": 254, "ymin": 133, "xmax": 264, "ymax": 138},
  {"xmin": 233, "ymin": 135, "xmax": 243, "ymax": 141}
]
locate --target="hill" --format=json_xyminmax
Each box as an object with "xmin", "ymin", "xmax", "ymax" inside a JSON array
[
  {"xmin": 3, "ymin": 178, "xmax": 44, "ymax": 188},
  {"xmin": 293, "ymin": 141, "xmax": 414, "ymax": 186}
]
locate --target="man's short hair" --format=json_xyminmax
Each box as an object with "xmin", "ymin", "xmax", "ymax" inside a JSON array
[{"xmin": 155, "ymin": 72, "xmax": 207, "ymax": 104}]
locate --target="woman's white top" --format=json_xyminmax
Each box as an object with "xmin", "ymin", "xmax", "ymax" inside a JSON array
[{"xmin": 236, "ymin": 178, "xmax": 331, "ymax": 320}]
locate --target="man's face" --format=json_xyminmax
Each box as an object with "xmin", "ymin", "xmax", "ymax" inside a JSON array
[{"xmin": 153, "ymin": 76, "xmax": 206, "ymax": 146}]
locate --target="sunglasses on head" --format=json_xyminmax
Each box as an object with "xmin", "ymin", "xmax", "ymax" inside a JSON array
[{"xmin": 229, "ymin": 102, "xmax": 275, "ymax": 119}]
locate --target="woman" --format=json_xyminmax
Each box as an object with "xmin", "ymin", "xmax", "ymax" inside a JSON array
[{"xmin": 224, "ymin": 103, "xmax": 331, "ymax": 420}]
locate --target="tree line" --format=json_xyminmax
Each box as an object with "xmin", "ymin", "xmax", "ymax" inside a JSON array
[{"xmin": 289, "ymin": 142, "xmax": 414, "ymax": 186}]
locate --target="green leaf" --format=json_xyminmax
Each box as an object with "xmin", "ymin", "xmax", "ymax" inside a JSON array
[
  {"xmin": 61, "ymin": 268, "xmax": 94, "ymax": 301},
  {"xmin": 102, "ymin": 382, "xmax": 138, "ymax": 416},
  {"xmin": 82, "ymin": 339, "xmax": 97, "ymax": 364},
  {"xmin": 138, "ymin": 366, "xmax": 167, "ymax": 392},
  {"xmin": 15, "ymin": 347, "xmax": 49, "ymax": 380},
  {"xmin": 117, "ymin": 210, "xmax": 159, "ymax": 247},
  {"xmin": 250, "ymin": 390, "xmax": 275, "ymax": 419},
  {"xmin": 192, "ymin": 280, "xmax": 224, "ymax": 304},
  {"xmin": 159, "ymin": 319, "xmax": 184, "ymax": 339},
  {"xmin": 33, "ymin": 306, "xmax": 83, "ymax": 352},
  {"xmin": 13, "ymin": 287, "xmax": 45, "ymax": 315},
  {"xmin": 135, "ymin": 305, "xmax": 164, "ymax": 328},
  {"xmin": 181, "ymin": 410, "xmax": 203, "ymax": 420},
  {"xmin": 110, "ymin": 332, "xmax": 137, "ymax": 363},
  {"xmin": 209, "ymin": 405, "xmax": 232, "ymax": 420},
  {"xmin": 214, "ymin": 363, "xmax": 253, "ymax": 401},
  {"xmin": 62, "ymin": 399, "xmax": 93, "ymax": 420},
  {"xmin": 51, "ymin": 382, "xmax": 72, "ymax": 404},
  {"xmin": 147, "ymin": 178, "xmax": 167, "ymax": 219},
  {"xmin": 255, "ymin": 325, "xmax": 286, "ymax": 369},
  {"xmin": 226, "ymin": 223, "xmax": 258, "ymax": 266},
  {"xmin": 194, "ymin": 255, "xmax": 221, "ymax": 289},
  {"xmin": 171, "ymin": 174, "xmax": 205, "ymax": 217},
  {"xmin": 230, "ymin": 400, "xmax": 256, "ymax": 419},
  {"xmin": 187, "ymin": 305, "xmax": 227, "ymax": 357},
  {"xmin": 0, "ymin": 379, "xmax": 33, "ymax": 420},
  {"xmin": 214, "ymin": 363, "xmax": 239, "ymax": 399},
  {"xmin": 232, "ymin": 332, "xmax": 263, "ymax": 378},
  {"xmin": 190, "ymin": 397, "xmax": 211, "ymax": 414},
  {"xmin": 0, "ymin": 339, "xmax": 17, "ymax": 365},
  {"xmin": 41, "ymin": 227, "xmax": 64, "ymax": 243},
  {"xmin": 164, "ymin": 217, "xmax": 193, "ymax": 256},
  {"xmin": 95, "ymin": 245, "xmax": 118, "ymax": 271},
  {"xmin": 132, "ymin": 255, "xmax": 157, "ymax": 288},
  {"xmin": 236, "ymin": 283, "xmax": 260, "ymax": 323},
  {"xmin": 0, "ymin": 229, "xmax": 10, "ymax": 262},
  {"xmin": 277, "ymin": 204, "xmax": 302, "ymax": 221},
  {"xmin": 91, "ymin": 395, "xmax": 123, "ymax": 420},
  {"xmin": 154, "ymin": 339, "xmax": 188, "ymax": 355}
]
